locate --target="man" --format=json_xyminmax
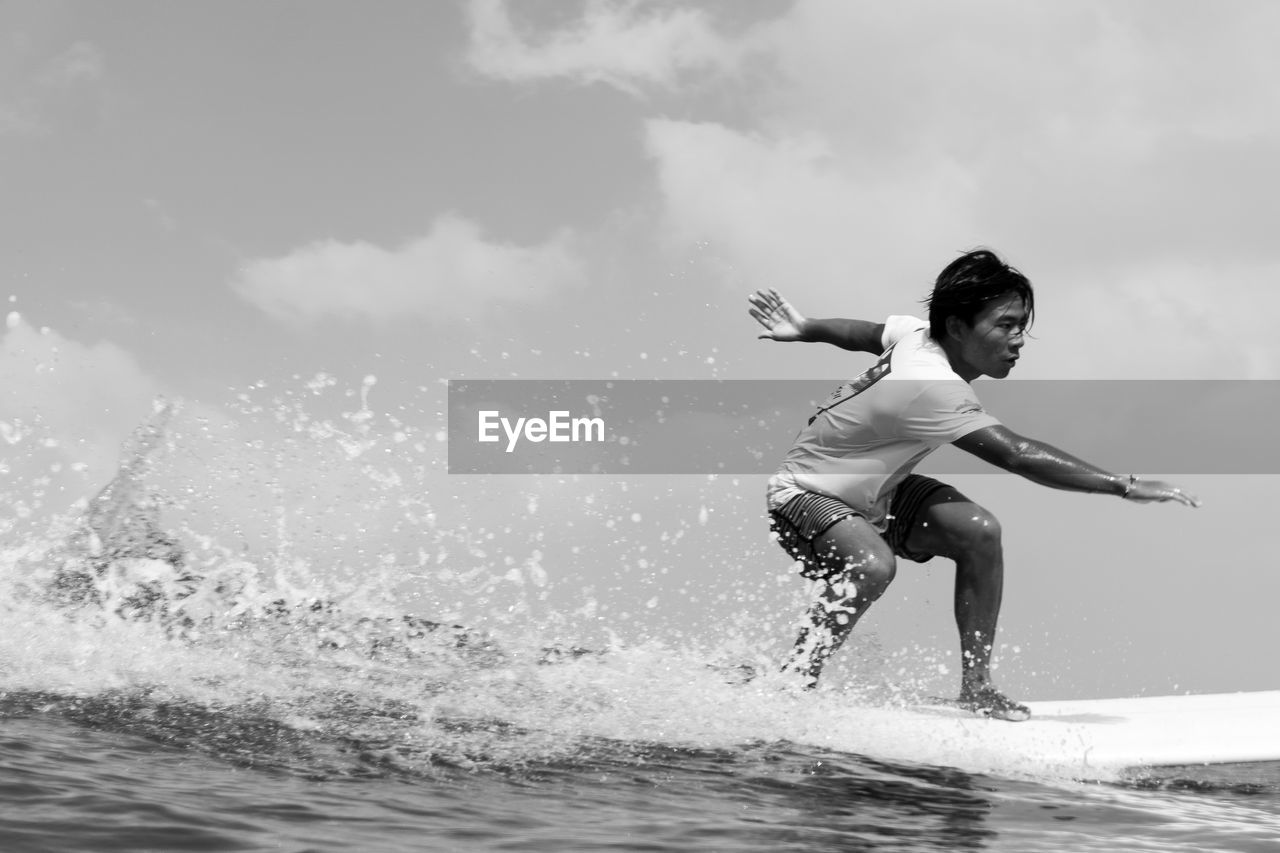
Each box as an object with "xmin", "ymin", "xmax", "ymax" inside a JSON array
[{"xmin": 748, "ymin": 249, "xmax": 1199, "ymax": 721}]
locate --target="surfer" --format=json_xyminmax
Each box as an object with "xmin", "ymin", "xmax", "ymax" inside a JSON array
[{"xmin": 748, "ymin": 249, "xmax": 1200, "ymax": 721}]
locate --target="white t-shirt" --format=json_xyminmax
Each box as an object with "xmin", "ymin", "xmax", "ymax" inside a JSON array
[{"xmin": 766, "ymin": 315, "xmax": 1000, "ymax": 528}]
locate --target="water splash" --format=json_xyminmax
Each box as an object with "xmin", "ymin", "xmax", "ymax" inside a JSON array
[{"xmin": 0, "ymin": 382, "xmax": 1139, "ymax": 788}]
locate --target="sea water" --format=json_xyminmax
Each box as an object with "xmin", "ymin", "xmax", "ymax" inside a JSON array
[
  {"xmin": 2, "ymin": 387, "xmax": 1279, "ymax": 852},
  {"xmin": 2, "ymin": 684, "xmax": 1279, "ymax": 852}
]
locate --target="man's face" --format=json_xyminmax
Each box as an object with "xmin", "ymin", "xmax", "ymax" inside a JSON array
[{"xmin": 950, "ymin": 293, "xmax": 1028, "ymax": 379}]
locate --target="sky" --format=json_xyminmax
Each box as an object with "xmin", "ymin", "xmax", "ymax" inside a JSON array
[{"xmin": 2, "ymin": 0, "xmax": 1279, "ymax": 700}]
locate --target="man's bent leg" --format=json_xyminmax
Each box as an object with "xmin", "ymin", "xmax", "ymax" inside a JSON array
[
  {"xmin": 783, "ymin": 515, "xmax": 897, "ymax": 687},
  {"xmin": 901, "ymin": 487, "xmax": 1008, "ymax": 696}
]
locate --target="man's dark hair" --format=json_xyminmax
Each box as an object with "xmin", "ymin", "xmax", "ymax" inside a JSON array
[{"xmin": 925, "ymin": 249, "xmax": 1034, "ymax": 341}]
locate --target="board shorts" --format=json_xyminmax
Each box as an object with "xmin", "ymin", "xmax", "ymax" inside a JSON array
[{"xmin": 769, "ymin": 474, "xmax": 949, "ymax": 580}]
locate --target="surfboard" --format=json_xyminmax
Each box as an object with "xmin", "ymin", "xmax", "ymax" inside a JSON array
[{"xmin": 903, "ymin": 690, "xmax": 1280, "ymax": 770}]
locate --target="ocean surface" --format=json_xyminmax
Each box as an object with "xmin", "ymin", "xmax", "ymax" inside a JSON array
[
  {"xmin": 1, "ymin": 688, "xmax": 1279, "ymax": 853},
  {"xmin": 2, "ymin": 396, "xmax": 1280, "ymax": 852}
]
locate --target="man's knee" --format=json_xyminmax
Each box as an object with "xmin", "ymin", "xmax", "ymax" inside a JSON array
[
  {"xmin": 850, "ymin": 551, "xmax": 896, "ymax": 593},
  {"xmin": 827, "ymin": 549, "xmax": 896, "ymax": 599},
  {"xmin": 811, "ymin": 520, "xmax": 896, "ymax": 595},
  {"xmin": 945, "ymin": 505, "xmax": 1002, "ymax": 555}
]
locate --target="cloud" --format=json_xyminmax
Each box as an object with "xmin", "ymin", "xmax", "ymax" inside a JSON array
[
  {"xmin": 1, "ymin": 39, "xmax": 105, "ymax": 136},
  {"xmin": 143, "ymin": 198, "xmax": 178, "ymax": 233},
  {"xmin": 1020, "ymin": 258, "xmax": 1280, "ymax": 379},
  {"xmin": 646, "ymin": 113, "xmax": 1280, "ymax": 378},
  {"xmin": 631, "ymin": 2, "xmax": 1280, "ymax": 376},
  {"xmin": 0, "ymin": 105, "xmax": 42, "ymax": 136},
  {"xmin": 36, "ymin": 41, "xmax": 104, "ymax": 88},
  {"xmin": 0, "ymin": 315, "xmax": 164, "ymax": 476},
  {"xmin": 645, "ymin": 118, "xmax": 977, "ymax": 306},
  {"xmin": 230, "ymin": 214, "xmax": 586, "ymax": 324},
  {"xmin": 465, "ymin": 0, "xmax": 750, "ymax": 95},
  {"xmin": 731, "ymin": 2, "xmax": 1280, "ymax": 269},
  {"xmin": 460, "ymin": 1, "xmax": 1280, "ymax": 377}
]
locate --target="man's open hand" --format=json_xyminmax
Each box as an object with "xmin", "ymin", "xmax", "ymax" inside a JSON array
[
  {"xmin": 1126, "ymin": 478, "xmax": 1202, "ymax": 507},
  {"xmin": 748, "ymin": 288, "xmax": 808, "ymax": 342}
]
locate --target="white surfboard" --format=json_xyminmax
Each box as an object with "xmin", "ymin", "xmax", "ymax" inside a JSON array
[{"xmin": 902, "ymin": 690, "xmax": 1280, "ymax": 770}]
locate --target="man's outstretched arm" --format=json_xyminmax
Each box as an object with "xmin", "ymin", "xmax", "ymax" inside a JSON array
[
  {"xmin": 954, "ymin": 425, "xmax": 1201, "ymax": 506},
  {"xmin": 748, "ymin": 288, "xmax": 886, "ymax": 354}
]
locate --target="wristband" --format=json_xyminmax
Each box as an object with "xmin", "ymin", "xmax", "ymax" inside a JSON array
[{"xmin": 1121, "ymin": 474, "xmax": 1138, "ymax": 498}]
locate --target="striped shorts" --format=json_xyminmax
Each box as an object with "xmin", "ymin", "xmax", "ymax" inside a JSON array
[{"xmin": 769, "ymin": 475, "xmax": 949, "ymax": 579}]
